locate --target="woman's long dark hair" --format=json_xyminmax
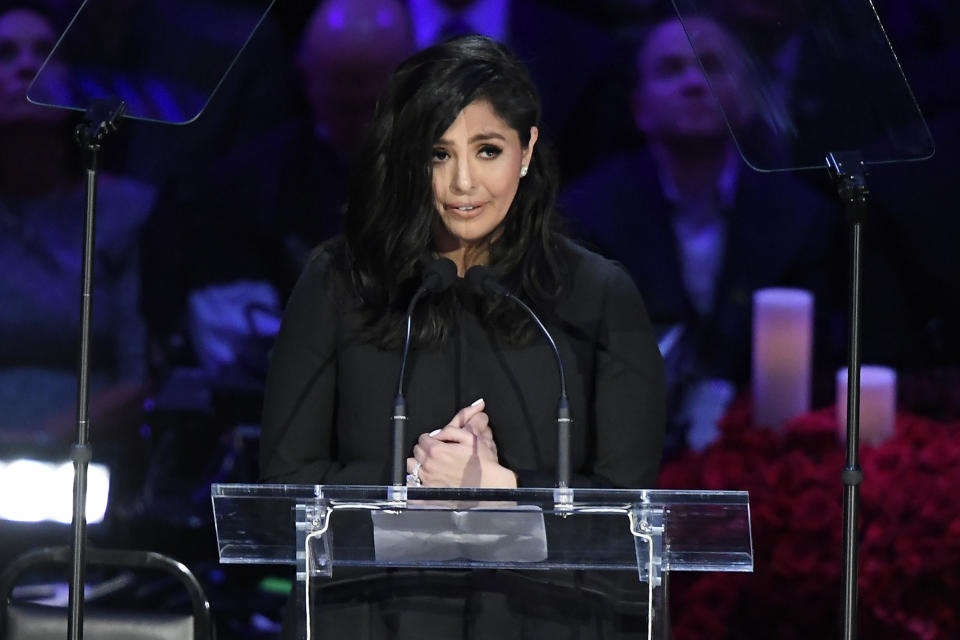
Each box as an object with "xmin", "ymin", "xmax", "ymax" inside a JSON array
[{"xmin": 341, "ymin": 35, "xmax": 565, "ymax": 347}]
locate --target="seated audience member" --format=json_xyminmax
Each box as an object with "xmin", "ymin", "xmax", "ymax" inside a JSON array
[
  {"xmin": 140, "ymin": 0, "xmax": 413, "ymax": 384},
  {"xmin": 562, "ymin": 16, "xmax": 843, "ymax": 453},
  {"xmin": 0, "ymin": 4, "xmax": 154, "ymax": 450}
]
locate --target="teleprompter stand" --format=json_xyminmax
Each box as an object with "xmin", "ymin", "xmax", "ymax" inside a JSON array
[
  {"xmin": 66, "ymin": 97, "xmax": 126, "ymax": 640},
  {"xmin": 24, "ymin": 1, "xmax": 278, "ymax": 637},
  {"xmin": 669, "ymin": 1, "xmax": 936, "ymax": 636}
]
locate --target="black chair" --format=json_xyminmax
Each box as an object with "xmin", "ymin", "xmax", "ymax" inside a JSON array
[{"xmin": 0, "ymin": 546, "xmax": 214, "ymax": 640}]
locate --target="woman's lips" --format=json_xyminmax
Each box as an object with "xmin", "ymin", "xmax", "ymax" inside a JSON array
[{"xmin": 446, "ymin": 202, "xmax": 486, "ymax": 218}]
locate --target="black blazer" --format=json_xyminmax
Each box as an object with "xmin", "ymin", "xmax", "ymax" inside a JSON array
[
  {"xmin": 259, "ymin": 237, "xmax": 666, "ymax": 490},
  {"xmin": 562, "ymin": 149, "xmax": 844, "ymax": 383}
]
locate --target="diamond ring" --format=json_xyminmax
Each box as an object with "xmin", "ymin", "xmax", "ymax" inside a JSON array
[{"xmin": 408, "ymin": 461, "xmax": 423, "ymax": 486}]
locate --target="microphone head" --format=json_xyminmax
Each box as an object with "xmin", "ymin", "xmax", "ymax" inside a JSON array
[
  {"xmin": 422, "ymin": 257, "xmax": 458, "ymax": 293},
  {"xmin": 464, "ymin": 265, "xmax": 508, "ymax": 297}
]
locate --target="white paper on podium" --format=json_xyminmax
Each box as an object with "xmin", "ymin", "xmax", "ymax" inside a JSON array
[{"xmin": 371, "ymin": 505, "xmax": 548, "ymax": 563}]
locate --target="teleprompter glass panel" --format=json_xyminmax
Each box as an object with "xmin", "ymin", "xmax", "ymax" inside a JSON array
[
  {"xmin": 670, "ymin": 0, "xmax": 934, "ymax": 171},
  {"xmin": 27, "ymin": 0, "xmax": 275, "ymax": 124}
]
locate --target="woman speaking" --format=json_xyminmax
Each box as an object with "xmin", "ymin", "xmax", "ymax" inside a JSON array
[{"xmin": 259, "ymin": 35, "xmax": 666, "ymax": 638}]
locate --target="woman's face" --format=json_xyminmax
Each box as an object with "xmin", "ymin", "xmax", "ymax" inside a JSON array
[
  {"xmin": 431, "ymin": 99, "xmax": 537, "ymax": 256},
  {"xmin": 0, "ymin": 9, "xmax": 59, "ymax": 124}
]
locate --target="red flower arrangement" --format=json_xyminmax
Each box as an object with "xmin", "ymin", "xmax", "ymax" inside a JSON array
[{"xmin": 658, "ymin": 395, "xmax": 960, "ymax": 640}]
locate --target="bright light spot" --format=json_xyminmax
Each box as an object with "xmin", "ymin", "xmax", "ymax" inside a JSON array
[{"xmin": 0, "ymin": 459, "xmax": 110, "ymax": 524}]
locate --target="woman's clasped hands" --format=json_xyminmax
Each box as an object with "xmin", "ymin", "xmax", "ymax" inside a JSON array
[{"xmin": 406, "ymin": 398, "xmax": 517, "ymax": 488}]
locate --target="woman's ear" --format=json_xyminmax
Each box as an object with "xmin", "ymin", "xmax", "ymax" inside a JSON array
[{"xmin": 523, "ymin": 126, "xmax": 539, "ymax": 167}]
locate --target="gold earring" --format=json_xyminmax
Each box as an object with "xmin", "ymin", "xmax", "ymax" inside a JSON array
[{"xmin": 520, "ymin": 166, "xmax": 528, "ymax": 177}]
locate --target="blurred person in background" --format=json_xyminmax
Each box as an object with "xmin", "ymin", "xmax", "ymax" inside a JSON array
[
  {"xmin": 0, "ymin": 3, "xmax": 154, "ymax": 452},
  {"xmin": 140, "ymin": 0, "xmax": 414, "ymax": 390},
  {"xmin": 563, "ymin": 15, "xmax": 843, "ymax": 454}
]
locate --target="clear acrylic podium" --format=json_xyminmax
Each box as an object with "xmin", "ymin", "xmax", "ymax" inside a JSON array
[{"xmin": 212, "ymin": 484, "xmax": 752, "ymax": 639}]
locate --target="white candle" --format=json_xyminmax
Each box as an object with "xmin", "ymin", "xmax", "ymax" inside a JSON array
[
  {"xmin": 836, "ymin": 366, "xmax": 897, "ymax": 445},
  {"xmin": 751, "ymin": 288, "xmax": 813, "ymax": 428}
]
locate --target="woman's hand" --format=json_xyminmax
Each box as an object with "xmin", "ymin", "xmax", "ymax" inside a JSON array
[{"xmin": 406, "ymin": 399, "xmax": 517, "ymax": 488}]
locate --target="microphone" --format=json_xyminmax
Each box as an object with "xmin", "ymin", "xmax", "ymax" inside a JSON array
[
  {"xmin": 465, "ymin": 265, "xmax": 572, "ymax": 489},
  {"xmin": 391, "ymin": 258, "xmax": 458, "ymax": 485}
]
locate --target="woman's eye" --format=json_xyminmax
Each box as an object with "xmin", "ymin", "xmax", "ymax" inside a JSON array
[
  {"xmin": 431, "ymin": 148, "xmax": 449, "ymax": 162},
  {"xmin": 478, "ymin": 145, "xmax": 502, "ymax": 159}
]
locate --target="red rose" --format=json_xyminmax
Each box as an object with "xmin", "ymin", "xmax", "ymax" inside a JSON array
[{"xmin": 657, "ymin": 397, "xmax": 960, "ymax": 640}]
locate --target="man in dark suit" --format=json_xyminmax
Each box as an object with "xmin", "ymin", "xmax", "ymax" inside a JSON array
[{"xmin": 562, "ymin": 16, "xmax": 844, "ymax": 452}]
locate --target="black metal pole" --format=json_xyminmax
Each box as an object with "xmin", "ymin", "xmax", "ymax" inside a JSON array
[
  {"xmin": 67, "ymin": 98, "xmax": 126, "ymax": 640},
  {"xmin": 826, "ymin": 151, "xmax": 869, "ymax": 640},
  {"xmin": 842, "ymin": 216, "xmax": 864, "ymax": 640}
]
